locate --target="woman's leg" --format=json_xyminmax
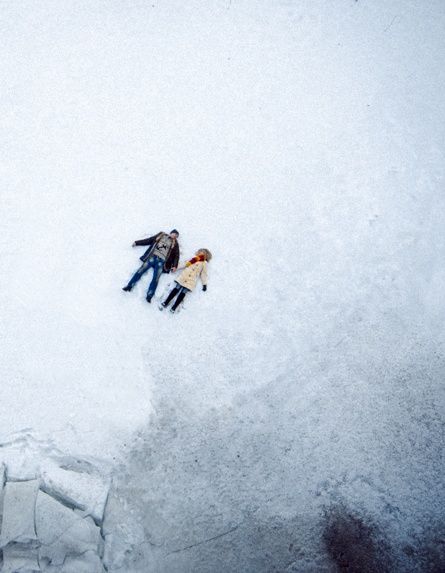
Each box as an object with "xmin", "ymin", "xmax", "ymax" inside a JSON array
[
  {"xmin": 171, "ymin": 291, "xmax": 187, "ymax": 311},
  {"xmin": 163, "ymin": 286, "xmax": 180, "ymax": 306}
]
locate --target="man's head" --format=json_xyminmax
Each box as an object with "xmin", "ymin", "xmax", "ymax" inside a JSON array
[{"xmin": 169, "ymin": 229, "xmax": 179, "ymax": 240}]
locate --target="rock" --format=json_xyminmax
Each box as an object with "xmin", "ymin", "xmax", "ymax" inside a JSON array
[
  {"xmin": 1, "ymin": 543, "xmax": 40, "ymax": 572},
  {"xmin": 0, "ymin": 441, "xmax": 109, "ymax": 570},
  {"xmin": 102, "ymin": 489, "xmax": 146, "ymax": 570},
  {"xmin": 36, "ymin": 491, "xmax": 102, "ymax": 566},
  {"xmin": 0, "ymin": 463, "xmax": 5, "ymax": 529},
  {"xmin": 61, "ymin": 551, "xmax": 106, "ymax": 573},
  {"xmin": 0, "ymin": 435, "xmax": 42, "ymax": 481},
  {"xmin": 0, "ymin": 480, "xmax": 39, "ymax": 547},
  {"xmin": 41, "ymin": 551, "xmax": 105, "ymax": 573},
  {"xmin": 41, "ymin": 465, "xmax": 110, "ymax": 524}
]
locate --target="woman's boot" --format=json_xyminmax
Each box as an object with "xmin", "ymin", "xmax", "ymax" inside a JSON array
[
  {"xmin": 162, "ymin": 287, "xmax": 180, "ymax": 307},
  {"xmin": 171, "ymin": 292, "xmax": 186, "ymax": 313}
]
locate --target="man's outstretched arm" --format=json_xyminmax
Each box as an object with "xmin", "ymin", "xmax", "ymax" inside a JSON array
[{"xmin": 132, "ymin": 233, "xmax": 161, "ymax": 247}]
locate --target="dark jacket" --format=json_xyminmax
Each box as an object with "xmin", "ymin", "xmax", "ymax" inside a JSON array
[{"xmin": 134, "ymin": 232, "xmax": 180, "ymax": 273}]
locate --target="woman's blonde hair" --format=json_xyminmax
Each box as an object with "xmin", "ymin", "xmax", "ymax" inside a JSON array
[{"xmin": 196, "ymin": 248, "xmax": 212, "ymax": 261}]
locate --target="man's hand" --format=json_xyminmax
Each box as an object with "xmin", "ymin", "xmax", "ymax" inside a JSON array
[
  {"xmin": 171, "ymin": 267, "xmax": 177, "ymax": 272},
  {"xmin": 132, "ymin": 242, "xmax": 136, "ymax": 247}
]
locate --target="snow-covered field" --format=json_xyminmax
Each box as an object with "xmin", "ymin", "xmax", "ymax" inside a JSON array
[{"xmin": 1, "ymin": 1, "xmax": 444, "ymax": 571}]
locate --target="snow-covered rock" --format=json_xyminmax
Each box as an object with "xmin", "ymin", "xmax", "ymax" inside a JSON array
[
  {"xmin": 0, "ymin": 446, "xmax": 109, "ymax": 571},
  {"xmin": 0, "ymin": 463, "xmax": 5, "ymax": 525},
  {"xmin": 41, "ymin": 465, "xmax": 110, "ymax": 524},
  {"xmin": 0, "ymin": 480, "xmax": 39, "ymax": 547},
  {"xmin": 102, "ymin": 489, "xmax": 146, "ymax": 571},
  {"xmin": 1, "ymin": 544, "xmax": 40, "ymax": 573},
  {"xmin": 60, "ymin": 551, "xmax": 105, "ymax": 573},
  {"xmin": 36, "ymin": 491, "xmax": 102, "ymax": 567},
  {"xmin": 0, "ymin": 463, "xmax": 5, "ymax": 488}
]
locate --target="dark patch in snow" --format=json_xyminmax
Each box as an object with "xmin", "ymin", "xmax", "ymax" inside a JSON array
[{"xmin": 322, "ymin": 505, "xmax": 392, "ymax": 572}]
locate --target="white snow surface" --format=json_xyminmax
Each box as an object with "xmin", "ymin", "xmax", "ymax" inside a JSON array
[{"xmin": 1, "ymin": 0, "xmax": 444, "ymax": 571}]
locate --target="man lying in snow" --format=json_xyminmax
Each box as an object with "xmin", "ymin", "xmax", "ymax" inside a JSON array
[
  {"xmin": 159, "ymin": 249, "xmax": 212, "ymax": 313},
  {"xmin": 122, "ymin": 229, "xmax": 180, "ymax": 302}
]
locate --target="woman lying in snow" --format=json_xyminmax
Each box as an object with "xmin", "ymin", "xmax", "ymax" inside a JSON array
[{"xmin": 160, "ymin": 249, "xmax": 212, "ymax": 313}]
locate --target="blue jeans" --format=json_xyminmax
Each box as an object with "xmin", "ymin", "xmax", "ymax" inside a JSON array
[{"xmin": 127, "ymin": 256, "xmax": 164, "ymax": 297}]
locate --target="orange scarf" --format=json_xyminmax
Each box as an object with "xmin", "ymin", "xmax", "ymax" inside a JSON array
[{"xmin": 185, "ymin": 254, "xmax": 206, "ymax": 267}]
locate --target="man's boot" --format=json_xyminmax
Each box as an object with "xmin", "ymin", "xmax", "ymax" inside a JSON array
[
  {"xmin": 122, "ymin": 285, "xmax": 132, "ymax": 292},
  {"xmin": 146, "ymin": 294, "xmax": 153, "ymax": 303}
]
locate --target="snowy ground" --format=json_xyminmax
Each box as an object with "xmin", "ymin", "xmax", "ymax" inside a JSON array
[{"xmin": 1, "ymin": 0, "xmax": 444, "ymax": 571}]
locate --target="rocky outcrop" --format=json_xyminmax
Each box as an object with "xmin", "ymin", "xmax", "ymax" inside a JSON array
[{"xmin": 0, "ymin": 438, "xmax": 111, "ymax": 572}]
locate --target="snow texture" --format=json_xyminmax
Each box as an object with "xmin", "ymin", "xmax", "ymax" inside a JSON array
[{"xmin": 1, "ymin": 0, "xmax": 445, "ymax": 571}]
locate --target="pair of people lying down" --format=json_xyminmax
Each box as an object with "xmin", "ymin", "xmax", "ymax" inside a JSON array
[{"xmin": 122, "ymin": 229, "xmax": 211, "ymax": 313}]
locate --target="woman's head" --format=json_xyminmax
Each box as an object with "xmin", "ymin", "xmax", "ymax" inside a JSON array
[{"xmin": 196, "ymin": 248, "xmax": 212, "ymax": 261}]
